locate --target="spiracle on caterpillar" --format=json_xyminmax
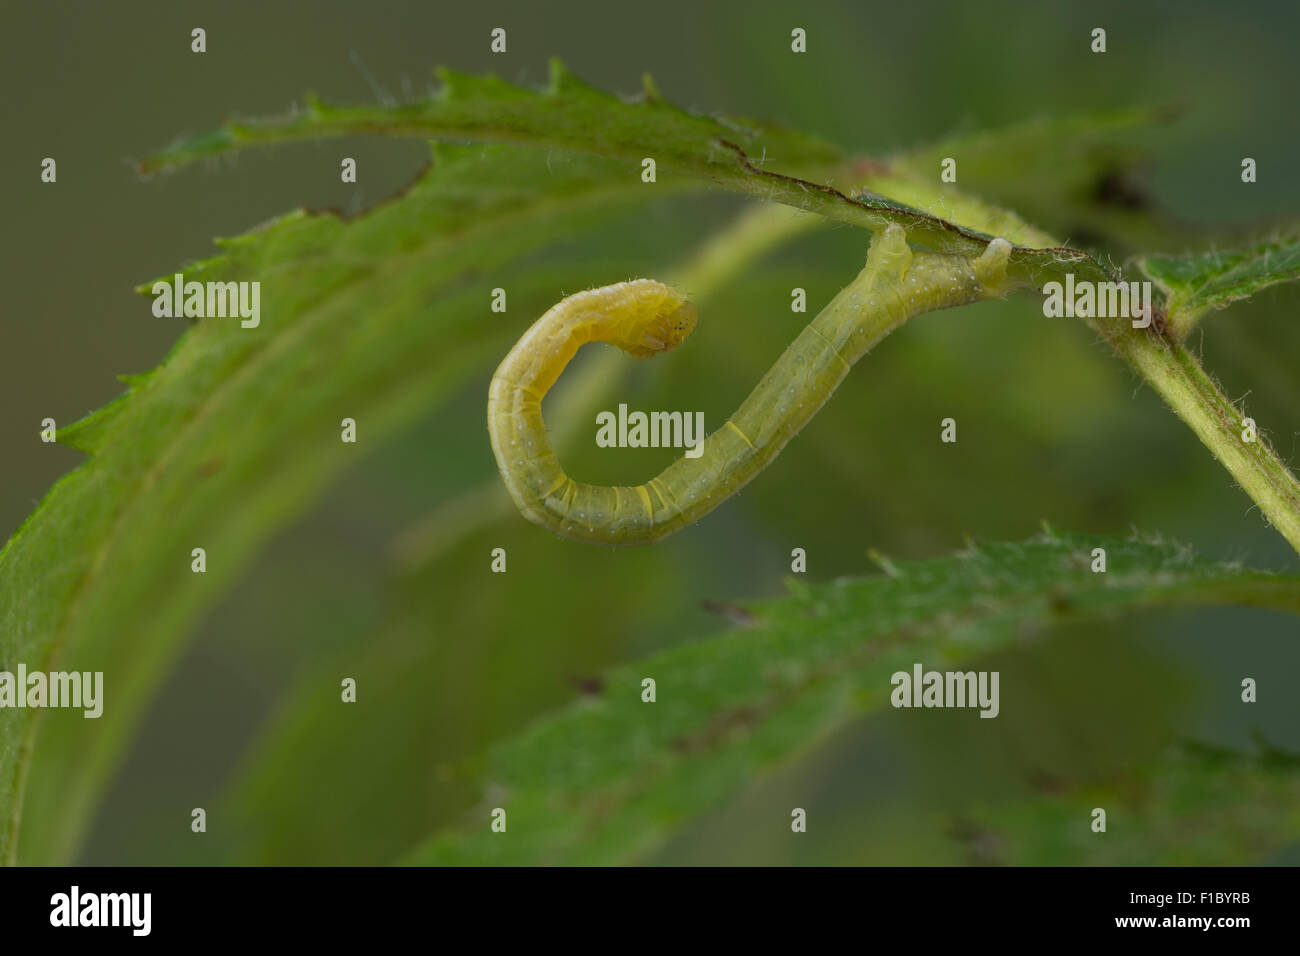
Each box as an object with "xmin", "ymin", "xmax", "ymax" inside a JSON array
[{"xmin": 487, "ymin": 224, "xmax": 1014, "ymax": 545}]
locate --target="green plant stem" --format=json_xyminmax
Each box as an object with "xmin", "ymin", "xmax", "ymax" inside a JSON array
[
  {"xmin": 1165, "ymin": 307, "xmax": 1204, "ymax": 342},
  {"xmin": 1109, "ymin": 323, "xmax": 1300, "ymax": 557}
]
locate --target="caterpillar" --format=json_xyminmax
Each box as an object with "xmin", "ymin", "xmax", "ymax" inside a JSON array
[{"xmin": 487, "ymin": 224, "xmax": 1013, "ymax": 545}]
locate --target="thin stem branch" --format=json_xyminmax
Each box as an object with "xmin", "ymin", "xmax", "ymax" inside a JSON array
[{"xmin": 1106, "ymin": 320, "xmax": 1300, "ymax": 557}]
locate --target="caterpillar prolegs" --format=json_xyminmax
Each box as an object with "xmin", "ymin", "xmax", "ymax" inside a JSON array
[{"xmin": 487, "ymin": 224, "xmax": 1013, "ymax": 544}]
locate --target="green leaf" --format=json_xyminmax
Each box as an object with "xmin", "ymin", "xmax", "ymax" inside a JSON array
[
  {"xmin": 894, "ymin": 106, "xmax": 1178, "ymax": 253},
  {"xmin": 1141, "ymin": 232, "xmax": 1300, "ymax": 338},
  {"xmin": 896, "ymin": 106, "xmax": 1167, "ymax": 180},
  {"xmin": 407, "ymin": 532, "xmax": 1300, "ymax": 865},
  {"xmin": 955, "ymin": 740, "xmax": 1300, "ymax": 864},
  {"xmin": 0, "ymin": 143, "xmax": 672, "ymax": 864},
  {"xmin": 139, "ymin": 59, "xmax": 1113, "ymax": 283},
  {"xmin": 837, "ymin": 106, "xmax": 1184, "ymax": 260}
]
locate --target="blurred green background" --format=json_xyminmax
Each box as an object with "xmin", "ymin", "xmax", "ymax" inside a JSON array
[{"xmin": 4, "ymin": 0, "xmax": 1300, "ymax": 864}]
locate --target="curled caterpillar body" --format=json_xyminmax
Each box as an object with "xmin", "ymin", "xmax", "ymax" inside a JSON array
[{"xmin": 487, "ymin": 225, "xmax": 1013, "ymax": 545}]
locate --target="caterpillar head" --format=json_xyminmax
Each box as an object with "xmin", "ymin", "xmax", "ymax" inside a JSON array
[
  {"xmin": 624, "ymin": 287, "xmax": 698, "ymax": 358},
  {"xmin": 652, "ymin": 299, "xmax": 698, "ymax": 353}
]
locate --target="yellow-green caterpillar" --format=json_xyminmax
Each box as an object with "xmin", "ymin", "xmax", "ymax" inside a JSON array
[{"xmin": 487, "ymin": 224, "xmax": 1013, "ymax": 544}]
